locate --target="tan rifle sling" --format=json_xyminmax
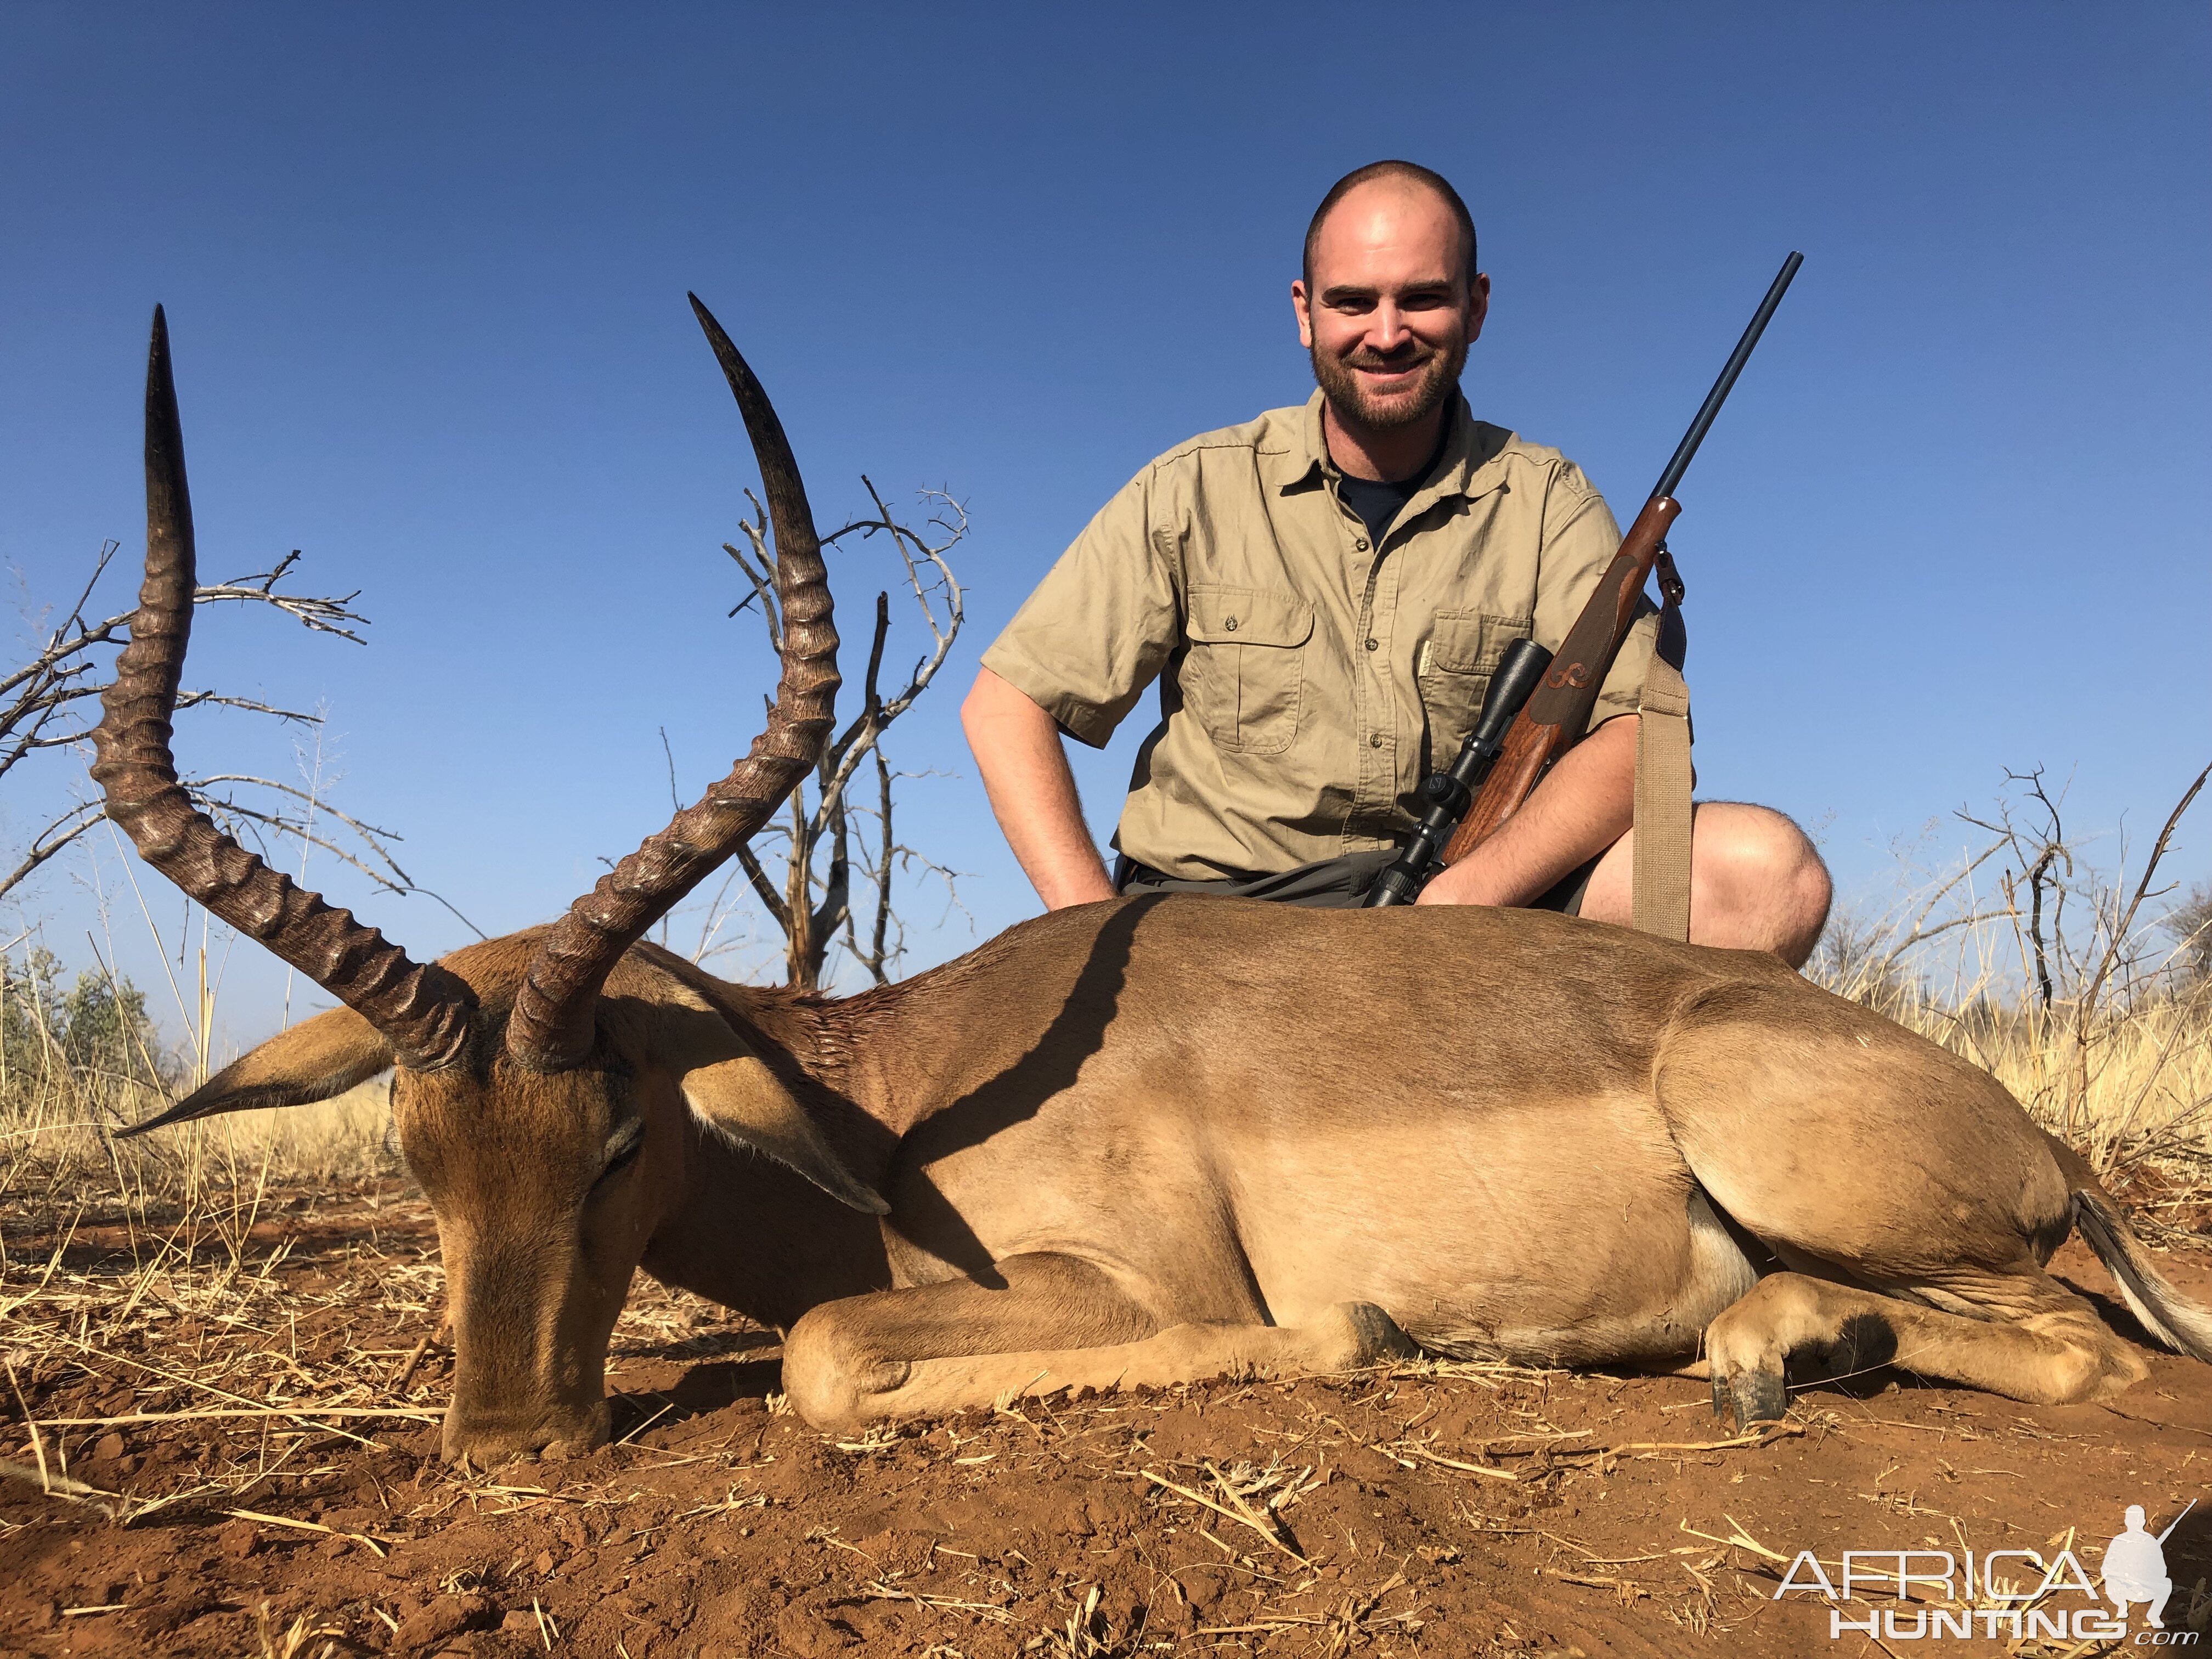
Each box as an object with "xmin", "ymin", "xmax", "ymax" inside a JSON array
[{"xmin": 1630, "ymin": 551, "xmax": 1694, "ymax": 941}]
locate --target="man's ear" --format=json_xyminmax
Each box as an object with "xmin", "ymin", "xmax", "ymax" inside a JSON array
[
  {"xmin": 123, "ymin": 1007, "xmax": 393, "ymax": 1136},
  {"xmin": 653, "ymin": 996, "xmax": 887, "ymax": 1216},
  {"xmin": 1466, "ymin": 269, "xmax": 1491, "ymax": 343}
]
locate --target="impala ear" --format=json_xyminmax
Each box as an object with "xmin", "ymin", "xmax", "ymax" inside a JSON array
[
  {"xmin": 122, "ymin": 1007, "xmax": 393, "ymax": 1136},
  {"xmin": 656, "ymin": 1000, "xmax": 887, "ymax": 1215},
  {"xmin": 680, "ymin": 1053, "xmax": 889, "ymax": 1216}
]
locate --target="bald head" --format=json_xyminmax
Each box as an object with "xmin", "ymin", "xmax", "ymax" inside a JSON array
[{"xmin": 1304, "ymin": 161, "xmax": 1477, "ymax": 290}]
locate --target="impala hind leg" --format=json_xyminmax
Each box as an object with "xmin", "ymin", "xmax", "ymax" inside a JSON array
[
  {"xmin": 781, "ymin": 1252, "xmax": 1412, "ymax": 1430},
  {"xmin": 1703, "ymin": 1269, "xmax": 2149, "ymax": 1432}
]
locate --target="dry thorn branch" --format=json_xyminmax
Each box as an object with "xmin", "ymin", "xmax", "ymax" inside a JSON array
[{"xmin": 2, "ymin": 545, "xmax": 384, "ymax": 912}]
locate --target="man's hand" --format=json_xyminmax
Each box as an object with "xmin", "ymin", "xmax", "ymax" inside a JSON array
[
  {"xmin": 1416, "ymin": 714, "xmax": 1637, "ymax": 907},
  {"xmin": 961, "ymin": 668, "xmax": 1119, "ymax": 910}
]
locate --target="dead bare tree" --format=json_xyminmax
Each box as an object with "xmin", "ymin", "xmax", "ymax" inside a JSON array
[
  {"xmin": 2169, "ymin": 883, "xmax": 2212, "ymax": 986},
  {"xmin": 1961, "ymin": 764, "xmax": 2210, "ymax": 1016},
  {"xmin": 686, "ymin": 479, "xmax": 966, "ymax": 991},
  {"xmin": 2, "ymin": 541, "xmax": 465, "ymax": 923}
]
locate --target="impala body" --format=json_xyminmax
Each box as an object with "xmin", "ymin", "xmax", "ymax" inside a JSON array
[{"xmin": 98, "ymin": 306, "xmax": 2212, "ymax": 1464}]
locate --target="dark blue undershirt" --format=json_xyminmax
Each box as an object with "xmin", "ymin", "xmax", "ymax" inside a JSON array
[{"xmin": 1333, "ymin": 410, "xmax": 1455, "ymax": 547}]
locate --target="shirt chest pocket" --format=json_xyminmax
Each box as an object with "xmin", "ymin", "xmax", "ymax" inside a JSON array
[
  {"xmin": 1183, "ymin": 584, "xmax": 1315, "ymax": 756},
  {"xmin": 1417, "ymin": 610, "xmax": 1534, "ymax": 757}
]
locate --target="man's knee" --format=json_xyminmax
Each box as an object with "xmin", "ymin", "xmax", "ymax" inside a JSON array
[
  {"xmin": 1697, "ymin": 802, "xmax": 1827, "ymax": 887},
  {"xmin": 1690, "ymin": 802, "xmax": 1832, "ymax": 961}
]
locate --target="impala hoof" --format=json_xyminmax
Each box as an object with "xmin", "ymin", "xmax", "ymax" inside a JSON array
[
  {"xmin": 1729, "ymin": 1368, "xmax": 1787, "ymax": 1434},
  {"xmin": 1321, "ymin": 1302, "xmax": 1418, "ymax": 1368}
]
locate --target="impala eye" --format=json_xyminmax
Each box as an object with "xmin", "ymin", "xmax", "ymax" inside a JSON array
[{"xmin": 596, "ymin": 1122, "xmax": 645, "ymax": 1185}]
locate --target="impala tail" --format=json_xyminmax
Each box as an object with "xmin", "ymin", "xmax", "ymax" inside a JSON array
[
  {"xmin": 2072, "ymin": 1187, "xmax": 2212, "ymax": 1363},
  {"xmin": 2050, "ymin": 1136, "xmax": 2212, "ymax": 1362}
]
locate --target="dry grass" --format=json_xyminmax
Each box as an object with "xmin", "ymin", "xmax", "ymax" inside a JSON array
[{"xmin": 0, "ymin": 1063, "xmax": 397, "ymax": 1262}]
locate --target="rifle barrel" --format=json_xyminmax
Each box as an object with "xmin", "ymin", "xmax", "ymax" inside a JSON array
[
  {"xmin": 1650, "ymin": 251, "xmax": 1803, "ymax": 501},
  {"xmin": 2158, "ymin": 1497, "xmax": 2197, "ymax": 1544}
]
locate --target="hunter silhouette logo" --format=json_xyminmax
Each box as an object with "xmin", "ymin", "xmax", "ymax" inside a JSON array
[{"xmin": 2106, "ymin": 1500, "xmax": 2193, "ymax": 1630}]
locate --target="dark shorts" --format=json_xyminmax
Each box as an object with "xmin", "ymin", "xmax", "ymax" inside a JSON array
[{"xmin": 1113, "ymin": 848, "xmax": 1598, "ymax": 913}]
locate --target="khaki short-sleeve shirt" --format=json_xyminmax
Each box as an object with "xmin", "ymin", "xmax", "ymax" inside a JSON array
[{"xmin": 980, "ymin": 390, "xmax": 1666, "ymax": 881}]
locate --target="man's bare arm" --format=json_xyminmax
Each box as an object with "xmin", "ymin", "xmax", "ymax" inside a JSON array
[
  {"xmin": 1417, "ymin": 713, "xmax": 1636, "ymax": 907},
  {"xmin": 961, "ymin": 667, "xmax": 1118, "ymax": 910}
]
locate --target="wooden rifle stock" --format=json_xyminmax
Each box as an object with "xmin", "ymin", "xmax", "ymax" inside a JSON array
[{"xmin": 1440, "ymin": 493, "xmax": 1679, "ymax": 866}]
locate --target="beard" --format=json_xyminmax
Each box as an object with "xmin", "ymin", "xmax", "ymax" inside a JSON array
[{"xmin": 1310, "ymin": 329, "xmax": 1469, "ymax": 432}]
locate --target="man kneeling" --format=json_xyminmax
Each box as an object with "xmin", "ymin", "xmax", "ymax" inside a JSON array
[{"xmin": 962, "ymin": 159, "xmax": 1830, "ymax": 964}]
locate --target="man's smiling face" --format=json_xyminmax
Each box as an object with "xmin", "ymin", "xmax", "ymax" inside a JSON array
[{"xmin": 1293, "ymin": 178, "xmax": 1489, "ymax": 435}]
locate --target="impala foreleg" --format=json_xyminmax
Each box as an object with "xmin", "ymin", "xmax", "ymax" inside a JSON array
[
  {"xmin": 1703, "ymin": 1271, "xmax": 2149, "ymax": 1433},
  {"xmin": 780, "ymin": 1252, "xmax": 1412, "ymax": 1430},
  {"xmin": 859, "ymin": 1304, "xmax": 1415, "ymax": 1425}
]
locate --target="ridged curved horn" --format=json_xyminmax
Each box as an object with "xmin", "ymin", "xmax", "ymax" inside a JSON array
[
  {"xmin": 505, "ymin": 297, "xmax": 840, "ymax": 1070},
  {"xmin": 90, "ymin": 308, "xmax": 477, "ymax": 1073}
]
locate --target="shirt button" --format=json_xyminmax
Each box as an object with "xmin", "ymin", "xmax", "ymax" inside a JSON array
[
  {"xmin": 1223, "ymin": 616, "xmax": 1238, "ymax": 631},
  {"xmin": 1364, "ymin": 637, "xmax": 1379, "ymax": 651},
  {"xmin": 1370, "ymin": 733, "xmax": 1384, "ymax": 748},
  {"xmin": 1354, "ymin": 537, "xmax": 1369, "ymax": 551}
]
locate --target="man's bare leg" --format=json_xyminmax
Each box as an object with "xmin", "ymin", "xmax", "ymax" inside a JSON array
[{"xmin": 1578, "ymin": 801, "xmax": 1831, "ymax": 967}]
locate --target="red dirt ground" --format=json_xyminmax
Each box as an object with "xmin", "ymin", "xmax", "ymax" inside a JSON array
[{"xmin": 3, "ymin": 1183, "xmax": 2209, "ymax": 1657}]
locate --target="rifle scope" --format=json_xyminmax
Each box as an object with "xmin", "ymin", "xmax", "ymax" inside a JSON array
[{"xmin": 1364, "ymin": 637, "xmax": 1554, "ymax": 907}]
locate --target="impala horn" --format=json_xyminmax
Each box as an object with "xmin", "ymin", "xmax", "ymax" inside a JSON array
[
  {"xmin": 504, "ymin": 295, "xmax": 840, "ymax": 1071},
  {"xmin": 91, "ymin": 307, "xmax": 477, "ymax": 1075}
]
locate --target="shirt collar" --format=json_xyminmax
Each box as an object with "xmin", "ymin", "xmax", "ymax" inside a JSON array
[{"xmin": 1274, "ymin": 389, "xmax": 1510, "ymax": 512}]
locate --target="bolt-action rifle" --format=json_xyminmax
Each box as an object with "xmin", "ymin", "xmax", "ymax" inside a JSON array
[{"xmin": 1365, "ymin": 251, "xmax": 1803, "ymax": 907}]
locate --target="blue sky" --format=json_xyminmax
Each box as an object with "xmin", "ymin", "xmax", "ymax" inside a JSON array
[{"xmin": 3, "ymin": 4, "xmax": 2207, "ymax": 1049}]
